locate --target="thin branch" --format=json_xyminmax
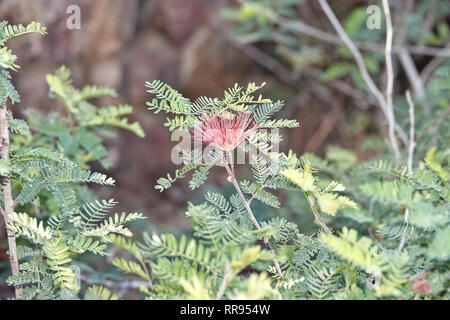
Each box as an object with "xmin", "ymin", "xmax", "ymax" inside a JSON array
[
  {"xmin": 277, "ymin": 18, "xmax": 450, "ymax": 57},
  {"xmin": 406, "ymin": 91, "xmax": 416, "ymax": 175},
  {"xmin": 398, "ymin": 49, "xmax": 425, "ymax": 99},
  {"xmin": 234, "ymin": 0, "xmax": 409, "ymax": 147},
  {"xmin": 278, "ymin": 18, "xmax": 344, "ymax": 47},
  {"xmin": 215, "ymin": 265, "xmax": 232, "ymax": 300},
  {"xmin": 235, "ymin": 42, "xmax": 376, "ymax": 110},
  {"xmin": 234, "ymin": 0, "xmax": 450, "ymax": 57},
  {"xmin": 398, "ymin": 49, "xmax": 428, "ymax": 114},
  {"xmin": 306, "ymin": 195, "xmax": 332, "ymax": 235},
  {"xmin": 398, "ymin": 90, "xmax": 415, "ymax": 251},
  {"xmin": 222, "ymin": 153, "xmax": 283, "ymax": 278},
  {"xmin": 318, "ymin": 0, "xmax": 388, "ymax": 116},
  {"xmin": 318, "ymin": 0, "xmax": 402, "ymax": 160},
  {"xmin": 420, "ymin": 48, "xmax": 448, "ymax": 83},
  {"xmin": 0, "ymin": 104, "xmax": 21, "ymax": 297},
  {"xmin": 382, "ymin": 0, "xmax": 401, "ymax": 161},
  {"xmin": 392, "ymin": 0, "xmax": 424, "ymax": 103}
]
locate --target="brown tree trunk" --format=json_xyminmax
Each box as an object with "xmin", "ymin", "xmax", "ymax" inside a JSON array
[{"xmin": 0, "ymin": 104, "xmax": 21, "ymax": 297}]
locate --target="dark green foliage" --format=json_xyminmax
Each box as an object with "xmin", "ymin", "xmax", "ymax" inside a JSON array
[{"xmin": 0, "ymin": 21, "xmax": 145, "ymax": 298}]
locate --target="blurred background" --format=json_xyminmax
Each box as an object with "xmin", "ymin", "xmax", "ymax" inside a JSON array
[{"xmin": 0, "ymin": 0, "xmax": 448, "ymax": 259}]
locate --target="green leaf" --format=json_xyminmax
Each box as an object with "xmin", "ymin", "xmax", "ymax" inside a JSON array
[
  {"xmin": 85, "ymin": 285, "xmax": 119, "ymax": 300},
  {"xmin": 320, "ymin": 63, "xmax": 351, "ymax": 81},
  {"xmin": 281, "ymin": 167, "xmax": 315, "ymax": 192},
  {"xmin": 344, "ymin": 8, "xmax": 367, "ymax": 36},
  {"xmin": 0, "ymin": 21, "xmax": 47, "ymax": 46},
  {"xmin": 318, "ymin": 193, "xmax": 358, "ymax": 216},
  {"xmin": 428, "ymin": 226, "xmax": 450, "ymax": 261}
]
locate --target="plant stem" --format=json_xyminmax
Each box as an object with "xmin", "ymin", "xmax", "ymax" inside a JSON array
[
  {"xmin": 305, "ymin": 195, "xmax": 332, "ymax": 235},
  {"xmin": 222, "ymin": 153, "xmax": 283, "ymax": 278},
  {"xmin": 381, "ymin": 0, "xmax": 401, "ymax": 162},
  {"xmin": 0, "ymin": 104, "xmax": 21, "ymax": 297},
  {"xmin": 406, "ymin": 91, "xmax": 416, "ymax": 176},
  {"xmin": 398, "ymin": 91, "xmax": 416, "ymax": 251},
  {"xmin": 215, "ymin": 265, "xmax": 232, "ymax": 300}
]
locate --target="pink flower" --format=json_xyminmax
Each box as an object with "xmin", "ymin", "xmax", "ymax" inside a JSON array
[
  {"xmin": 193, "ymin": 111, "xmax": 258, "ymax": 151},
  {"xmin": 412, "ymin": 280, "xmax": 431, "ymax": 295}
]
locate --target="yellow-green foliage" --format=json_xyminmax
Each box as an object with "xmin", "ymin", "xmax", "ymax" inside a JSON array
[{"xmin": 281, "ymin": 162, "xmax": 357, "ymax": 217}]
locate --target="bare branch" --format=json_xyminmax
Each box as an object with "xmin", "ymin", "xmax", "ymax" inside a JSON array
[
  {"xmin": 420, "ymin": 48, "xmax": 448, "ymax": 83},
  {"xmin": 317, "ymin": 0, "xmax": 402, "ymax": 160},
  {"xmin": 215, "ymin": 265, "xmax": 232, "ymax": 300},
  {"xmin": 382, "ymin": 0, "xmax": 401, "ymax": 161},
  {"xmin": 234, "ymin": 0, "xmax": 450, "ymax": 56},
  {"xmin": 398, "ymin": 50, "xmax": 425, "ymax": 99},
  {"xmin": 317, "ymin": 0, "xmax": 388, "ymax": 113},
  {"xmin": 277, "ymin": 18, "xmax": 450, "ymax": 57},
  {"xmin": 398, "ymin": 90, "xmax": 415, "ymax": 251},
  {"xmin": 0, "ymin": 104, "xmax": 22, "ymax": 297},
  {"xmin": 406, "ymin": 91, "xmax": 416, "ymax": 175},
  {"xmin": 398, "ymin": 47, "xmax": 429, "ymax": 114},
  {"xmin": 234, "ymin": 43, "xmax": 375, "ymax": 110}
]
